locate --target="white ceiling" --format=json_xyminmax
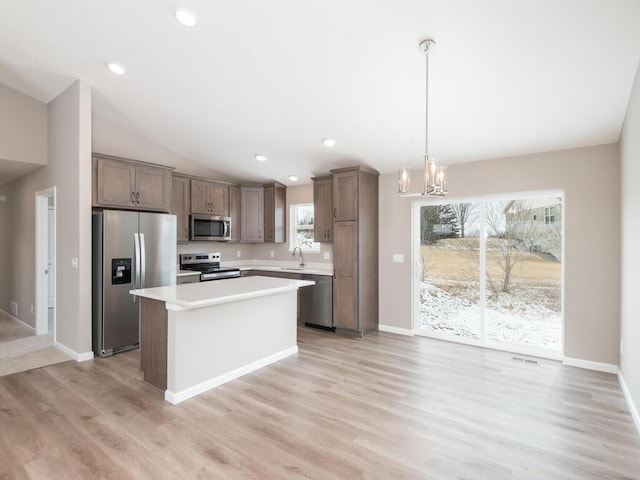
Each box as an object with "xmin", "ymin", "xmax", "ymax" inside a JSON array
[{"xmin": 1, "ymin": 0, "xmax": 640, "ymax": 185}]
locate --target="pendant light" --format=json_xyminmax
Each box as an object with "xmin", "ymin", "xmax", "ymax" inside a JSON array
[{"xmin": 398, "ymin": 38, "xmax": 447, "ymax": 196}]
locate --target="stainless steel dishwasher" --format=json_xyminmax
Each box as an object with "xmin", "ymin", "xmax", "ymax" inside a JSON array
[{"xmin": 300, "ymin": 274, "xmax": 333, "ymax": 329}]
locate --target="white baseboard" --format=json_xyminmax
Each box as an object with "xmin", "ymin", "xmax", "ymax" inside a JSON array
[
  {"xmin": 379, "ymin": 324, "xmax": 414, "ymax": 336},
  {"xmin": 54, "ymin": 341, "xmax": 94, "ymax": 362},
  {"xmin": 0, "ymin": 308, "xmax": 36, "ymax": 333},
  {"xmin": 618, "ymin": 370, "xmax": 640, "ymax": 435},
  {"xmin": 165, "ymin": 346, "xmax": 298, "ymax": 405},
  {"xmin": 562, "ymin": 356, "xmax": 618, "ymax": 374}
]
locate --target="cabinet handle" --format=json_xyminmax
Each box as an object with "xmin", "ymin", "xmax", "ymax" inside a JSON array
[
  {"xmin": 136, "ymin": 192, "xmax": 140, "ymax": 203},
  {"xmin": 131, "ymin": 192, "xmax": 135, "ymax": 204},
  {"xmin": 184, "ymin": 227, "xmax": 188, "ymax": 239},
  {"xmin": 334, "ymin": 207, "xmax": 337, "ymax": 219}
]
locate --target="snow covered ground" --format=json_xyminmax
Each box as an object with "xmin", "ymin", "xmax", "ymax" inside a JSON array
[{"xmin": 420, "ymin": 282, "xmax": 561, "ymax": 350}]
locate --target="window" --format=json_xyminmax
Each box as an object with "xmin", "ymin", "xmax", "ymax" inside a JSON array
[
  {"xmin": 415, "ymin": 193, "xmax": 563, "ymax": 359},
  {"xmin": 544, "ymin": 206, "xmax": 555, "ymax": 224},
  {"xmin": 290, "ymin": 203, "xmax": 320, "ymax": 252}
]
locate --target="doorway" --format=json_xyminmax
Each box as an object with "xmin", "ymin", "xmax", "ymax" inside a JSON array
[
  {"xmin": 413, "ymin": 191, "xmax": 564, "ymax": 360},
  {"xmin": 35, "ymin": 187, "xmax": 56, "ymax": 338}
]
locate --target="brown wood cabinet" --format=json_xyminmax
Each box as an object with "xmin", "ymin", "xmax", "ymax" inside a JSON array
[
  {"xmin": 312, "ymin": 175, "xmax": 333, "ymax": 242},
  {"xmin": 191, "ymin": 179, "xmax": 229, "ymax": 216},
  {"xmin": 333, "ymin": 169, "xmax": 358, "ymax": 221},
  {"xmin": 94, "ymin": 154, "xmax": 173, "ymax": 212},
  {"xmin": 331, "ymin": 166, "xmax": 379, "ymax": 335},
  {"xmin": 229, "ymin": 185, "xmax": 241, "ymax": 242},
  {"xmin": 171, "ymin": 175, "xmax": 191, "ymax": 243},
  {"xmin": 264, "ymin": 183, "xmax": 286, "ymax": 243},
  {"xmin": 240, "ymin": 186, "xmax": 264, "ymax": 242}
]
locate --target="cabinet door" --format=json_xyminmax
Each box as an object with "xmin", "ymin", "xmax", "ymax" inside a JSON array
[
  {"xmin": 264, "ymin": 186, "xmax": 275, "ymax": 242},
  {"xmin": 333, "ymin": 171, "xmax": 358, "ymax": 221},
  {"xmin": 333, "ymin": 221, "xmax": 358, "ymax": 331},
  {"xmin": 97, "ymin": 158, "xmax": 137, "ymax": 208},
  {"xmin": 228, "ymin": 186, "xmax": 241, "ymax": 242},
  {"xmin": 135, "ymin": 166, "xmax": 172, "ymax": 211},
  {"xmin": 171, "ymin": 176, "xmax": 191, "ymax": 243},
  {"xmin": 313, "ymin": 178, "xmax": 333, "ymax": 242},
  {"xmin": 209, "ymin": 182, "xmax": 229, "ymax": 216},
  {"xmin": 241, "ymin": 187, "xmax": 264, "ymax": 242},
  {"xmin": 190, "ymin": 179, "xmax": 210, "ymax": 214}
]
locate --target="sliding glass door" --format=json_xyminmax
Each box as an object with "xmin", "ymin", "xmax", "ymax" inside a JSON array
[{"xmin": 415, "ymin": 193, "xmax": 563, "ymax": 358}]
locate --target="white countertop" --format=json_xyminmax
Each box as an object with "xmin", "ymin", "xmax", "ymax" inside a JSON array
[
  {"xmin": 131, "ymin": 276, "xmax": 314, "ymax": 311},
  {"xmin": 224, "ymin": 261, "xmax": 333, "ymax": 276}
]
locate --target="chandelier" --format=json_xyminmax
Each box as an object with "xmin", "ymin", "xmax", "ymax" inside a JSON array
[{"xmin": 398, "ymin": 38, "xmax": 447, "ymax": 196}]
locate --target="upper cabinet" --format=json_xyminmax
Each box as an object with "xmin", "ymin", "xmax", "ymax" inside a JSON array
[
  {"xmin": 191, "ymin": 179, "xmax": 229, "ymax": 216},
  {"xmin": 94, "ymin": 154, "xmax": 173, "ymax": 212},
  {"xmin": 240, "ymin": 186, "xmax": 264, "ymax": 242},
  {"xmin": 333, "ymin": 169, "xmax": 358, "ymax": 221},
  {"xmin": 264, "ymin": 183, "xmax": 286, "ymax": 243},
  {"xmin": 228, "ymin": 186, "xmax": 241, "ymax": 242},
  {"xmin": 312, "ymin": 175, "xmax": 333, "ymax": 242},
  {"xmin": 240, "ymin": 183, "xmax": 286, "ymax": 243},
  {"xmin": 171, "ymin": 174, "xmax": 191, "ymax": 243}
]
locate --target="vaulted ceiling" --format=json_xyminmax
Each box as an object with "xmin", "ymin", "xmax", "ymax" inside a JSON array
[{"xmin": 1, "ymin": 0, "xmax": 639, "ymax": 185}]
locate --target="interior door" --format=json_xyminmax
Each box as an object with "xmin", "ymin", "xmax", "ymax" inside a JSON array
[{"xmin": 48, "ymin": 206, "xmax": 55, "ymax": 308}]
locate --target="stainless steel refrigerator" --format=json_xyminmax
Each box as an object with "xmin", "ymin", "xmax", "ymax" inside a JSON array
[{"xmin": 92, "ymin": 210, "xmax": 176, "ymax": 357}]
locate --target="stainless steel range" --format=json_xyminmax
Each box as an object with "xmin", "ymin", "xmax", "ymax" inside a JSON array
[{"xmin": 179, "ymin": 252, "xmax": 240, "ymax": 281}]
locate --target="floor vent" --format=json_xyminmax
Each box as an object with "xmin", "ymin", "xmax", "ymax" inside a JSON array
[
  {"xmin": 10, "ymin": 301, "xmax": 18, "ymax": 317},
  {"xmin": 512, "ymin": 356, "xmax": 538, "ymax": 365}
]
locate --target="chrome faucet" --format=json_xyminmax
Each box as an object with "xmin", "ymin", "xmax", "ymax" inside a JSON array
[{"xmin": 292, "ymin": 246, "xmax": 305, "ymax": 268}]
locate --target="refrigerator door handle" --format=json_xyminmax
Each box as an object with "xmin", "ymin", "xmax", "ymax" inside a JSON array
[
  {"xmin": 140, "ymin": 233, "xmax": 146, "ymax": 288},
  {"xmin": 133, "ymin": 233, "xmax": 140, "ymax": 303}
]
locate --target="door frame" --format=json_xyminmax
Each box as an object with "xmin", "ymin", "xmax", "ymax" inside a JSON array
[
  {"xmin": 35, "ymin": 186, "xmax": 56, "ymax": 336},
  {"xmin": 411, "ymin": 189, "xmax": 565, "ymax": 360}
]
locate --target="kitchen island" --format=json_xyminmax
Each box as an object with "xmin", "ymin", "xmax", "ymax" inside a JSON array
[{"xmin": 130, "ymin": 276, "xmax": 313, "ymax": 404}]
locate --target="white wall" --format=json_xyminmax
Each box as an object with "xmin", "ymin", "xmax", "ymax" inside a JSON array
[
  {"xmin": 92, "ymin": 115, "xmax": 222, "ymax": 179},
  {"xmin": 620, "ymin": 60, "xmax": 640, "ymax": 424},
  {"xmin": 0, "ymin": 80, "xmax": 92, "ymax": 357},
  {"xmin": 0, "ymin": 82, "xmax": 47, "ymax": 167},
  {"xmin": 379, "ymin": 144, "xmax": 621, "ymax": 366}
]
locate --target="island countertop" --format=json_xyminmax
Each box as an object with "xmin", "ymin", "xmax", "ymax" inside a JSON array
[{"xmin": 130, "ymin": 275, "xmax": 314, "ymax": 311}]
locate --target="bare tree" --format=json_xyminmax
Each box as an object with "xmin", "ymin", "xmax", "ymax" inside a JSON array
[
  {"xmin": 451, "ymin": 203, "xmax": 478, "ymax": 238},
  {"xmin": 485, "ymin": 200, "xmax": 540, "ymax": 293}
]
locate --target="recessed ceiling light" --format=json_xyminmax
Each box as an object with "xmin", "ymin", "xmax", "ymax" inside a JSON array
[
  {"xmin": 323, "ymin": 138, "xmax": 336, "ymax": 147},
  {"xmin": 288, "ymin": 175, "xmax": 298, "ymax": 182},
  {"xmin": 175, "ymin": 8, "xmax": 198, "ymax": 27},
  {"xmin": 255, "ymin": 154, "xmax": 267, "ymax": 162},
  {"xmin": 108, "ymin": 63, "xmax": 126, "ymax": 75}
]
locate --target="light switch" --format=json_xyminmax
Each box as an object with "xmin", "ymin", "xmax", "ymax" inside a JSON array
[
  {"xmin": 392, "ymin": 254, "xmax": 404, "ymax": 263},
  {"xmin": 71, "ymin": 257, "xmax": 79, "ymax": 268}
]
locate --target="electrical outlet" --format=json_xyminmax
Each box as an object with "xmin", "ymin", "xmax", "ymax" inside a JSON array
[
  {"xmin": 620, "ymin": 340, "xmax": 624, "ymax": 356},
  {"xmin": 71, "ymin": 257, "xmax": 79, "ymax": 268},
  {"xmin": 10, "ymin": 301, "xmax": 18, "ymax": 317},
  {"xmin": 30, "ymin": 304, "xmax": 34, "ymax": 315},
  {"xmin": 323, "ymin": 252, "xmax": 331, "ymax": 260},
  {"xmin": 270, "ymin": 250, "xmax": 274, "ymax": 258},
  {"xmin": 393, "ymin": 254, "xmax": 405, "ymax": 263},
  {"xmin": 236, "ymin": 250, "xmax": 241, "ymax": 258}
]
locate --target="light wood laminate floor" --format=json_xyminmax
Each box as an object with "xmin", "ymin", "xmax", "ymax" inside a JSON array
[{"xmin": 0, "ymin": 327, "xmax": 638, "ymax": 479}]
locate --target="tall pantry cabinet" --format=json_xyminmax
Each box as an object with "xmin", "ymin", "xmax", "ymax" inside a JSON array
[{"xmin": 330, "ymin": 166, "xmax": 379, "ymax": 335}]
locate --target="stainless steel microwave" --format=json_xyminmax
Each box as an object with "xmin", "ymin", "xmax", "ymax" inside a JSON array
[{"xmin": 189, "ymin": 214, "xmax": 231, "ymax": 241}]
